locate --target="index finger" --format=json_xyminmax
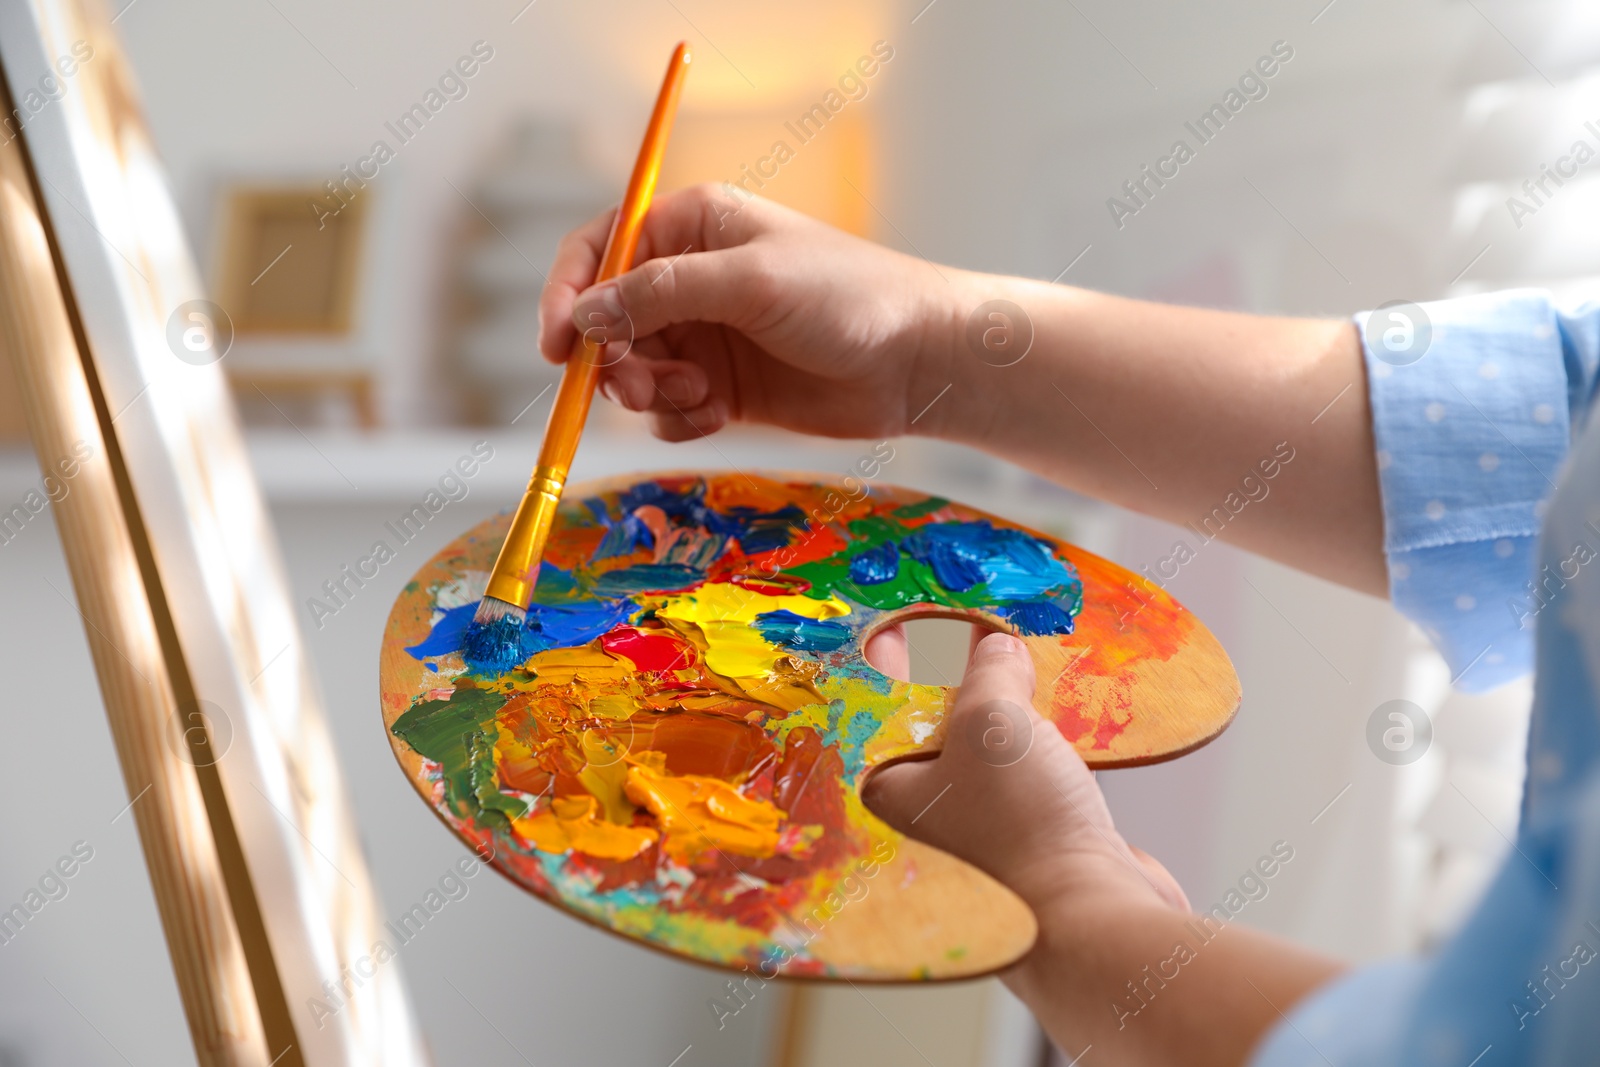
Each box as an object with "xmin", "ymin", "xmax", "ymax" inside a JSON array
[
  {"xmin": 537, "ymin": 184, "xmax": 762, "ymax": 363},
  {"xmin": 537, "ymin": 207, "xmax": 615, "ymax": 364}
]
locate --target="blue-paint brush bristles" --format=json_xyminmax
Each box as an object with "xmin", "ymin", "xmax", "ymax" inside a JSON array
[{"xmin": 462, "ymin": 597, "xmax": 526, "ymax": 673}]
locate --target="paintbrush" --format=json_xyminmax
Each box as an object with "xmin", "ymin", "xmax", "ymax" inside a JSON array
[{"xmin": 464, "ymin": 42, "xmax": 692, "ymax": 671}]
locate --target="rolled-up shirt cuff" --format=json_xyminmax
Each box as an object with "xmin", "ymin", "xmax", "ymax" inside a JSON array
[{"xmin": 1358, "ymin": 290, "xmax": 1572, "ymax": 691}]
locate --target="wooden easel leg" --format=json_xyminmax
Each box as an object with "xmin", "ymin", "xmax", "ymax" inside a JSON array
[{"xmin": 0, "ymin": 85, "xmax": 276, "ymax": 1067}]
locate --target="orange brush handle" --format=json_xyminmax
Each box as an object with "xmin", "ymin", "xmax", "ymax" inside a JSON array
[
  {"xmin": 484, "ymin": 42, "xmax": 691, "ymax": 609},
  {"xmin": 542, "ymin": 40, "xmax": 692, "ymax": 474}
]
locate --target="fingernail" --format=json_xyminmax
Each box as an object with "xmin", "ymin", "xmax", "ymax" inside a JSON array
[
  {"xmin": 972, "ymin": 632, "xmax": 1025, "ymax": 663},
  {"xmin": 600, "ymin": 379, "xmax": 623, "ymax": 407},
  {"xmin": 573, "ymin": 283, "xmax": 625, "ymax": 337},
  {"xmin": 658, "ymin": 373, "xmax": 695, "ymax": 406}
]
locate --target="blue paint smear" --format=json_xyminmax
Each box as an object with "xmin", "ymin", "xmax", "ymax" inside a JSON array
[
  {"xmin": 600, "ymin": 480, "xmax": 811, "ymax": 556},
  {"xmin": 838, "ymin": 706, "xmax": 879, "ymax": 775},
  {"xmin": 406, "ymin": 592, "xmax": 638, "ymax": 665},
  {"xmin": 407, "ymin": 602, "xmax": 475, "ymax": 659},
  {"xmin": 1002, "ymin": 600, "xmax": 1076, "ymax": 636},
  {"xmin": 731, "ymin": 511, "xmax": 810, "ymax": 554},
  {"xmin": 816, "ymin": 699, "xmax": 882, "ymax": 775},
  {"xmin": 461, "ymin": 612, "xmax": 525, "ymax": 673},
  {"xmin": 754, "ymin": 610, "xmax": 851, "ymax": 652},
  {"xmin": 901, "ymin": 521, "xmax": 1077, "ymax": 600},
  {"xmin": 528, "ymin": 562, "xmax": 582, "ymax": 600},
  {"xmin": 524, "ymin": 599, "xmax": 638, "ymax": 653},
  {"xmin": 593, "ymin": 511, "xmax": 654, "ymax": 561},
  {"xmin": 900, "ymin": 525, "xmax": 988, "ymax": 591},
  {"xmin": 848, "ymin": 540, "xmax": 900, "ymax": 585},
  {"xmin": 592, "ymin": 563, "xmax": 702, "ymax": 597}
]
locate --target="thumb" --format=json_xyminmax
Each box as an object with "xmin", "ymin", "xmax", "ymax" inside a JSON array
[
  {"xmin": 570, "ymin": 247, "xmax": 768, "ymax": 347},
  {"xmin": 947, "ymin": 630, "xmax": 1041, "ymax": 748},
  {"xmin": 867, "ymin": 632, "xmax": 1191, "ymax": 913},
  {"xmin": 863, "ymin": 632, "xmax": 1040, "ymax": 834}
]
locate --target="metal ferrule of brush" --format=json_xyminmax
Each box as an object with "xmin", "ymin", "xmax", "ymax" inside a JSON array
[{"xmin": 485, "ymin": 465, "xmax": 566, "ymax": 608}]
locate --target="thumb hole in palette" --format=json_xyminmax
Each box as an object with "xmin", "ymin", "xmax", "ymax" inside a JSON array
[{"xmin": 862, "ymin": 611, "xmax": 1009, "ymax": 687}]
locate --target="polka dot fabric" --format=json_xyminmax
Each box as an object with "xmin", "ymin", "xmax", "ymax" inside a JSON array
[
  {"xmin": 1356, "ymin": 289, "xmax": 1596, "ymax": 691},
  {"xmin": 1252, "ymin": 290, "xmax": 1600, "ymax": 1067}
]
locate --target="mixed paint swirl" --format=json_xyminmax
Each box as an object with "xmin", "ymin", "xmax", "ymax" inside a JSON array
[{"xmin": 381, "ymin": 473, "xmax": 1218, "ymax": 977}]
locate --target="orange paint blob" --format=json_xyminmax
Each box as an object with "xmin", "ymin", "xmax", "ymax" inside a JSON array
[
  {"xmin": 624, "ymin": 756, "xmax": 787, "ymax": 862},
  {"xmin": 630, "ymin": 712, "xmax": 775, "ymax": 781},
  {"xmin": 514, "ymin": 794, "xmax": 659, "ymax": 861},
  {"xmin": 1049, "ymin": 551, "xmax": 1195, "ymax": 749}
]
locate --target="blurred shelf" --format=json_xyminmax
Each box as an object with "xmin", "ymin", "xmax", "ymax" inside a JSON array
[{"xmin": 0, "ymin": 426, "xmax": 1111, "ymax": 550}]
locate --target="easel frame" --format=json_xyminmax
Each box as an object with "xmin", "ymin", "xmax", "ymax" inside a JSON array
[{"xmin": 0, "ymin": 2, "xmax": 427, "ymax": 1063}]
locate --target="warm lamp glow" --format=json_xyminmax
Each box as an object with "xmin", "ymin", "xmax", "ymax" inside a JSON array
[
  {"xmin": 659, "ymin": 107, "xmax": 875, "ymax": 235},
  {"xmin": 553, "ymin": 1, "xmax": 898, "ymax": 236},
  {"xmin": 573, "ymin": 1, "xmax": 897, "ymax": 110}
]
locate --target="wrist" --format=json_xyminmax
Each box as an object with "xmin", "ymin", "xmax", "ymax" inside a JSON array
[
  {"xmin": 902, "ymin": 269, "xmax": 1050, "ymax": 444},
  {"xmin": 1006, "ymin": 844, "xmax": 1175, "ymax": 917},
  {"xmin": 1009, "ymin": 875, "xmax": 1185, "ymax": 994},
  {"xmin": 901, "ymin": 267, "xmax": 992, "ymax": 441}
]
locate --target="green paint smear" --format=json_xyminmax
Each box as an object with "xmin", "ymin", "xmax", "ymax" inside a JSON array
[
  {"xmin": 391, "ymin": 687, "xmax": 525, "ymax": 829},
  {"xmin": 893, "ymin": 496, "xmax": 949, "ymax": 520},
  {"xmin": 786, "ymin": 511, "xmax": 1084, "ymax": 628},
  {"xmin": 789, "ymin": 514, "xmax": 996, "ymax": 611}
]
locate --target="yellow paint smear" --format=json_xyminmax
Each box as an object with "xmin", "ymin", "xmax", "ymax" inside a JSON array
[
  {"xmin": 655, "ymin": 582, "xmax": 849, "ymax": 680},
  {"xmin": 494, "ymin": 720, "xmax": 538, "ymax": 770},
  {"xmin": 576, "ymin": 730, "xmax": 634, "ymax": 824},
  {"xmin": 586, "ymin": 693, "xmax": 637, "ymax": 721},
  {"xmin": 624, "ymin": 756, "xmax": 787, "ymax": 862},
  {"xmin": 729, "ymin": 655, "xmax": 827, "ymax": 715},
  {"xmin": 513, "ymin": 794, "xmax": 658, "ymax": 861},
  {"xmin": 522, "ymin": 645, "xmax": 635, "ymax": 683}
]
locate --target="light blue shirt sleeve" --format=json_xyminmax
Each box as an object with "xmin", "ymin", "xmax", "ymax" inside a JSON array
[
  {"xmin": 1355, "ymin": 290, "xmax": 1600, "ymax": 691},
  {"xmin": 1248, "ymin": 289, "xmax": 1600, "ymax": 1067},
  {"xmin": 1250, "ymin": 772, "xmax": 1600, "ymax": 1067}
]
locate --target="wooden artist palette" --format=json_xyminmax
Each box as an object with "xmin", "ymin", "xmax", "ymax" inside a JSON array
[{"xmin": 379, "ymin": 471, "xmax": 1239, "ymax": 981}]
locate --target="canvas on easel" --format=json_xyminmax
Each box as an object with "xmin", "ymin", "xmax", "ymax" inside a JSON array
[{"xmin": 0, "ymin": 1, "xmax": 426, "ymax": 1062}]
